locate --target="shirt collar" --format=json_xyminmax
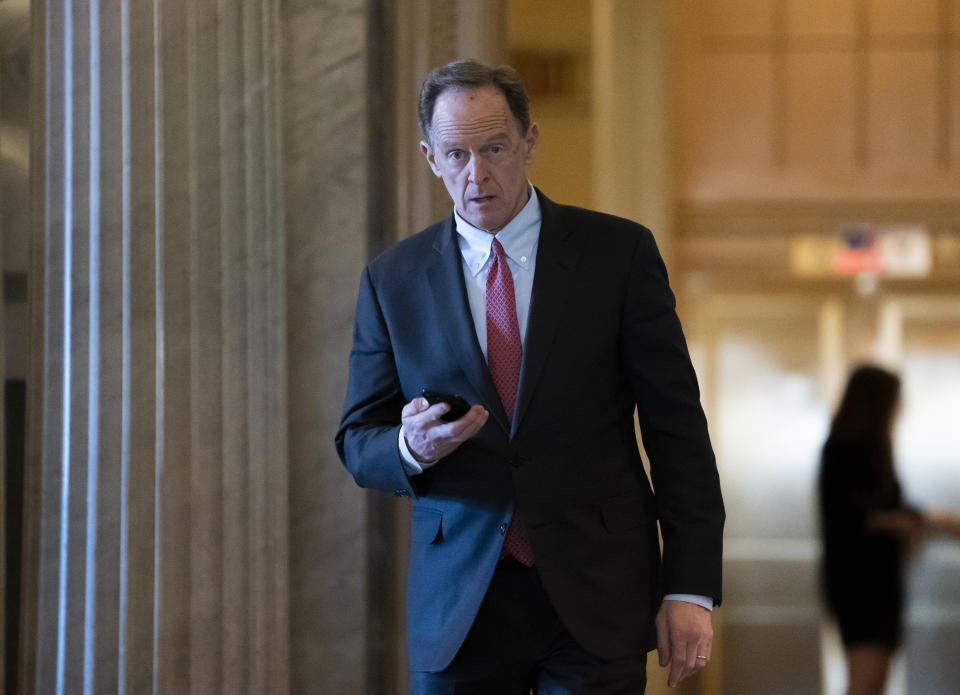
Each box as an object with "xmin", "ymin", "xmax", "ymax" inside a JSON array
[{"xmin": 455, "ymin": 183, "xmax": 541, "ymax": 277}]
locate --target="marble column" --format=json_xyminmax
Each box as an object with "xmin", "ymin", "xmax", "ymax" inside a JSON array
[
  {"xmin": 26, "ymin": 1, "xmax": 289, "ymax": 693},
  {"xmin": 283, "ymin": 0, "xmax": 372, "ymax": 691},
  {"xmin": 457, "ymin": 0, "xmax": 508, "ymax": 68},
  {"xmin": 592, "ymin": 0, "xmax": 674, "ymax": 266}
]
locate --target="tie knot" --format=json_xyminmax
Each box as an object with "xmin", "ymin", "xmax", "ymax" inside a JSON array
[{"xmin": 491, "ymin": 238, "xmax": 506, "ymax": 261}]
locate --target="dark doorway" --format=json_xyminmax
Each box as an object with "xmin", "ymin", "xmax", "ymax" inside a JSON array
[{"xmin": 4, "ymin": 379, "xmax": 26, "ymax": 694}]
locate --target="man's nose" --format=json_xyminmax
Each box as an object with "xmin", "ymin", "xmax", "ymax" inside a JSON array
[{"xmin": 467, "ymin": 156, "xmax": 488, "ymax": 184}]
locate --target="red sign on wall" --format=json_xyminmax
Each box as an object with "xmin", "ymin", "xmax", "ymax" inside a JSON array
[{"xmin": 833, "ymin": 226, "xmax": 883, "ymax": 274}]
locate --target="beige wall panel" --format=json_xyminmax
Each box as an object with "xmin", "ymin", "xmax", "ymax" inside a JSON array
[
  {"xmin": 685, "ymin": 54, "xmax": 775, "ymax": 172},
  {"xmin": 868, "ymin": 50, "xmax": 939, "ymax": 169},
  {"xmin": 786, "ymin": 53, "xmax": 857, "ymax": 168},
  {"xmin": 699, "ymin": 0, "xmax": 773, "ymax": 37},
  {"xmin": 508, "ymin": 0, "xmax": 593, "ymax": 208},
  {"xmin": 673, "ymin": 0, "xmax": 959, "ymax": 201},
  {"xmin": 869, "ymin": 0, "xmax": 940, "ymax": 35},
  {"xmin": 529, "ymin": 115, "xmax": 593, "ymax": 209},
  {"xmin": 786, "ymin": 0, "xmax": 857, "ymax": 37}
]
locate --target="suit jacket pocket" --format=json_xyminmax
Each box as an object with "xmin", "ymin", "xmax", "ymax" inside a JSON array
[
  {"xmin": 412, "ymin": 507, "xmax": 443, "ymax": 544},
  {"xmin": 601, "ymin": 496, "xmax": 652, "ymax": 533}
]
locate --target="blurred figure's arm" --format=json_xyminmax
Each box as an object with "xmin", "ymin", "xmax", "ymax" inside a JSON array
[
  {"xmin": 867, "ymin": 507, "xmax": 924, "ymax": 537},
  {"xmin": 867, "ymin": 507, "xmax": 926, "ymax": 555},
  {"xmin": 924, "ymin": 510, "xmax": 960, "ymax": 540}
]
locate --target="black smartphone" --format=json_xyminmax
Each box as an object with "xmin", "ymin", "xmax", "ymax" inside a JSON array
[{"xmin": 421, "ymin": 389, "xmax": 471, "ymax": 421}]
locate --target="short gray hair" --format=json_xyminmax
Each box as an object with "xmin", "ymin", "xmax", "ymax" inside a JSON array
[{"xmin": 418, "ymin": 60, "xmax": 531, "ymax": 143}]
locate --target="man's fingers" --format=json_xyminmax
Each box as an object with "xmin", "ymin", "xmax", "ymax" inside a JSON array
[
  {"xmin": 401, "ymin": 396, "xmax": 431, "ymax": 418},
  {"xmin": 668, "ymin": 663, "xmax": 684, "ymax": 688},
  {"xmin": 667, "ymin": 638, "xmax": 713, "ymax": 686},
  {"xmin": 402, "ymin": 398, "xmax": 449, "ymax": 424},
  {"xmin": 655, "ymin": 615, "xmax": 670, "ymax": 667},
  {"xmin": 695, "ymin": 642, "xmax": 712, "ymax": 665},
  {"xmin": 656, "ymin": 600, "xmax": 714, "ymax": 687},
  {"xmin": 401, "ymin": 399, "xmax": 489, "ymax": 464},
  {"xmin": 445, "ymin": 405, "xmax": 488, "ymax": 433},
  {"xmin": 667, "ymin": 642, "xmax": 688, "ymax": 687},
  {"xmin": 429, "ymin": 407, "xmax": 489, "ymax": 454}
]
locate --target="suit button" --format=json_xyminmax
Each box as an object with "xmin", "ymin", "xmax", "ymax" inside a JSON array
[
  {"xmin": 499, "ymin": 523, "xmax": 507, "ymax": 535},
  {"xmin": 510, "ymin": 456, "xmax": 524, "ymax": 468}
]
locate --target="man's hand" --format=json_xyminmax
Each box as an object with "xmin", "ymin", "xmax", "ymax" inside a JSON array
[
  {"xmin": 402, "ymin": 397, "xmax": 488, "ymax": 468},
  {"xmin": 655, "ymin": 600, "xmax": 713, "ymax": 688}
]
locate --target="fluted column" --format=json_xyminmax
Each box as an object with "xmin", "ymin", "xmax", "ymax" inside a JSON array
[
  {"xmin": 27, "ymin": 2, "xmax": 289, "ymax": 693},
  {"xmin": 592, "ymin": 0, "xmax": 674, "ymax": 266},
  {"xmin": 283, "ymin": 0, "xmax": 372, "ymax": 691}
]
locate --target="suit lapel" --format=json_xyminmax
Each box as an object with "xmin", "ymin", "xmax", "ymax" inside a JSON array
[
  {"xmin": 513, "ymin": 192, "xmax": 582, "ymax": 434},
  {"xmin": 425, "ymin": 216, "xmax": 512, "ymax": 433}
]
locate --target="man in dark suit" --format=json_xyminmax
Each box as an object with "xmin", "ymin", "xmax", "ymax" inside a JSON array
[{"xmin": 336, "ymin": 60, "xmax": 724, "ymax": 693}]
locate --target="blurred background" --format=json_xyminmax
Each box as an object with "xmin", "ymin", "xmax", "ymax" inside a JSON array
[{"xmin": 2, "ymin": 0, "xmax": 958, "ymax": 693}]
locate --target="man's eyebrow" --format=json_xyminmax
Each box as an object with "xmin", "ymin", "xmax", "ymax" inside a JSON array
[{"xmin": 439, "ymin": 133, "xmax": 510, "ymax": 149}]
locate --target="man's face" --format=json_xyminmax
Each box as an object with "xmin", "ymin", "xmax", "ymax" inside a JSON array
[{"xmin": 421, "ymin": 86, "xmax": 538, "ymax": 233}]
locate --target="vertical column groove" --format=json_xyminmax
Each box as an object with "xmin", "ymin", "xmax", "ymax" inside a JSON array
[
  {"xmin": 151, "ymin": 0, "xmax": 165, "ymax": 689},
  {"xmin": 82, "ymin": 0, "xmax": 102, "ymax": 690},
  {"xmin": 116, "ymin": 0, "xmax": 132, "ymax": 690},
  {"xmin": 54, "ymin": 1, "xmax": 75, "ymax": 691}
]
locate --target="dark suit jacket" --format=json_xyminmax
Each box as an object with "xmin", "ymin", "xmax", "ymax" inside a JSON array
[{"xmin": 336, "ymin": 189, "xmax": 724, "ymax": 673}]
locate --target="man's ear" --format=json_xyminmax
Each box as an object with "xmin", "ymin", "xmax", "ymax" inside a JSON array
[
  {"xmin": 420, "ymin": 140, "xmax": 442, "ymax": 177},
  {"xmin": 524, "ymin": 123, "xmax": 539, "ymax": 163}
]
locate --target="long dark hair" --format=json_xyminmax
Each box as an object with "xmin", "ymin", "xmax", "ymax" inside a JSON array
[{"xmin": 825, "ymin": 364, "xmax": 901, "ymax": 479}]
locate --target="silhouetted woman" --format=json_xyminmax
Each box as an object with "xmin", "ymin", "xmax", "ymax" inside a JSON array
[{"xmin": 818, "ymin": 365, "xmax": 922, "ymax": 695}]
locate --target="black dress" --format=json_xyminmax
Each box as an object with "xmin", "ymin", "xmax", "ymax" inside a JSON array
[{"xmin": 818, "ymin": 437, "xmax": 909, "ymax": 647}]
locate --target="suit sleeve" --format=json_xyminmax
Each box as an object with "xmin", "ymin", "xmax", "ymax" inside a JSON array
[
  {"xmin": 621, "ymin": 228, "xmax": 725, "ymax": 604},
  {"xmin": 335, "ymin": 265, "xmax": 422, "ymax": 498}
]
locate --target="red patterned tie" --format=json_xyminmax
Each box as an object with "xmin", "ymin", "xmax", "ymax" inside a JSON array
[{"xmin": 487, "ymin": 238, "xmax": 534, "ymax": 566}]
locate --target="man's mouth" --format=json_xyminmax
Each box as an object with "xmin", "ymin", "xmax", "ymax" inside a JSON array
[{"xmin": 471, "ymin": 195, "xmax": 495, "ymax": 204}]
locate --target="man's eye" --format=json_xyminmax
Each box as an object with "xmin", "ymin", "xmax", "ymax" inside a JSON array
[
  {"xmin": 448, "ymin": 151, "xmax": 463, "ymax": 161},
  {"xmin": 489, "ymin": 145, "xmax": 504, "ymax": 154}
]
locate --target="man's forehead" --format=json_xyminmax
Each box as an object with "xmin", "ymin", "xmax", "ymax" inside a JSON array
[{"xmin": 431, "ymin": 87, "xmax": 514, "ymax": 142}]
